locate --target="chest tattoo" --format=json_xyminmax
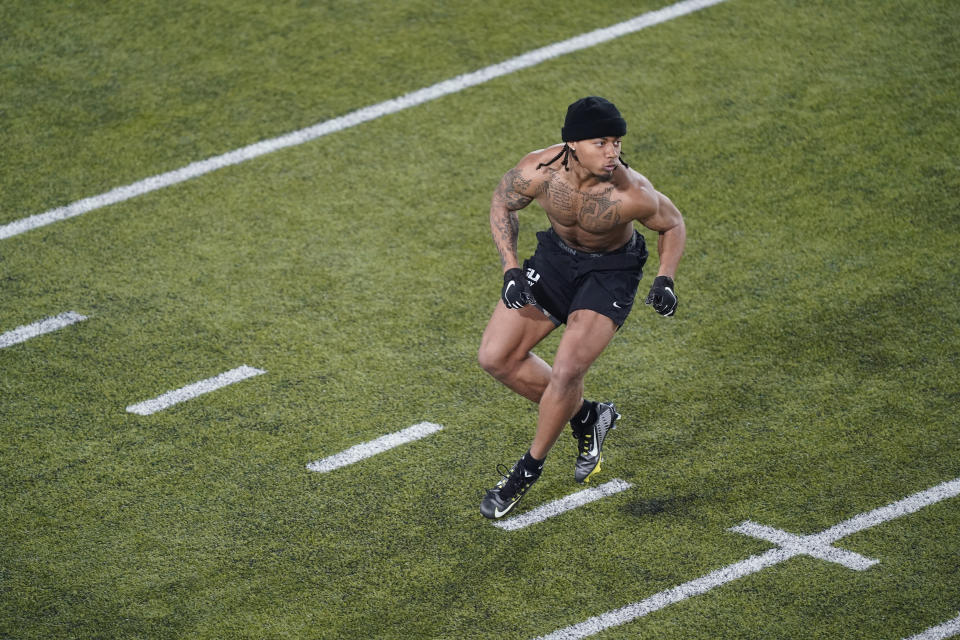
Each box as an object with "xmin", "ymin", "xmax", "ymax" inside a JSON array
[
  {"xmin": 545, "ymin": 173, "xmax": 576, "ymax": 211},
  {"xmin": 581, "ymin": 188, "xmax": 621, "ymax": 225},
  {"xmin": 541, "ymin": 173, "xmax": 622, "ymax": 230}
]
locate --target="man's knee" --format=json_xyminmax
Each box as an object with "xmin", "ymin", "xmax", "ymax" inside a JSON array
[
  {"xmin": 477, "ymin": 342, "xmax": 501, "ymax": 377},
  {"xmin": 549, "ymin": 358, "xmax": 588, "ymax": 389},
  {"xmin": 478, "ymin": 342, "xmax": 512, "ymax": 379}
]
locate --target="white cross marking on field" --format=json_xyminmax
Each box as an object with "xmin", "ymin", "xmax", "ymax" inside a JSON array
[
  {"xmin": 728, "ymin": 520, "xmax": 877, "ymax": 570},
  {"xmin": 534, "ymin": 477, "xmax": 960, "ymax": 640}
]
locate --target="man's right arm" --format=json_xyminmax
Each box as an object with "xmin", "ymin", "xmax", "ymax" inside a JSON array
[
  {"xmin": 490, "ymin": 166, "xmax": 536, "ymax": 271},
  {"xmin": 491, "ymin": 161, "xmax": 543, "ymax": 309}
]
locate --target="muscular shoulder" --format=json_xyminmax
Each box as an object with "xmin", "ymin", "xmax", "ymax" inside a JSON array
[
  {"xmin": 524, "ymin": 143, "xmax": 568, "ymax": 167},
  {"xmin": 611, "ymin": 165, "xmax": 660, "ymax": 222},
  {"xmin": 494, "ymin": 145, "xmax": 564, "ymax": 203},
  {"xmin": 513, "ymin": 144, "xmax": 567, "ymax": 186}
]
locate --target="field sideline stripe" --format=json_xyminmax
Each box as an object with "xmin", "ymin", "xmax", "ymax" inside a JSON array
[
  {"xmin": 0, "ymin": 0, "xmax": 728, "ymax": 241},
  {"xmin": 306, "ymin": 422, "xmax": 443, "ymax": 473},
  {"xmin": 126, "ymin": 365, "xmax": 266, "ymax": 415},
  {"xmin": 0, "ymin": 311, "xmax": 87, "ymax": 349},
  {"xmin": 494, "ymin": 479, "xmax": 632, "ymax": 531},
  {"xmin": 904, "ymin": 613, "xmax": 960, "ymax": 640},
  {"xmin": 534, "ymin": 477, "xmax": 960, "ymax": 640}
]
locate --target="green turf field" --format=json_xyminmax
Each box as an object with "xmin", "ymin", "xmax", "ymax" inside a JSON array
[{"xmin": 2, "ymin": 0, "xmax": 958, "ymax": 638}]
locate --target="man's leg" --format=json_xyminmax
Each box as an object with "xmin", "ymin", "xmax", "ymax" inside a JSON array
[
  {"xmin": 477, "ymin": 301, "xmax": 557, "ymax": 403},
  {"xmin": 479, "ymin": 308, "xmax": 618, "ymax": 518},
  {"xmin": 529, "ymin": 309, "xmax": 618, "ymax": 459},
  {"xmin": 478, "ymin": 302, "xmax": 560, "ymax": 519}
]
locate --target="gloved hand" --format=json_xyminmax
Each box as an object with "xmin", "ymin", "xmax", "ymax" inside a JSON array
[
  {"xmin": 501, "ymin": 268, "xmax": 535, "ymax": 309},
  {"xmin": 645, "ymin": 275, "xmax": 678, "ymax": 316}
]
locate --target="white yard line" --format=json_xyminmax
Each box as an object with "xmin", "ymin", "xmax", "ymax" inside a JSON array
[
  {"xmin": 537, "ymin": 547, "xmax": 792, "ymax": 640},
  {"xmin": 904, "ymin": 613, "xmax": 960, "ymax": 640},
  {"xmin": 494, "ymin": 479, "xmax": 633, "ymax": 531},
  {"xmin": 0, "ymin": 311, "xmax": 87, "ymax": 349},
  {"xmin": 0, "ymin": 0, "xmax": 728, "ymax": 241},
  {"xmin": 306, "ymin": 422, "xmax": 443, "ymax": 473},
  {"xmin": 125, "ymin": 365, "xmax": 266, "ymax": 415},
  {"xmin": 534, "ymin": 477, "xmax": 960, "ymax": 640},
  {"xmin": 811, "ymin": 478, "xmax": 960, "ymax": 544}
]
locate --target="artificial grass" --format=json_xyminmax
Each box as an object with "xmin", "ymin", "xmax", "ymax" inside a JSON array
[{"xmin": 2, "ymin": 0, "xmax": 958, "ymax": 638}]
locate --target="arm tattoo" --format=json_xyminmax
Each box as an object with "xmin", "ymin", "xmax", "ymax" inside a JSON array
[
  {"xmin": 494, "ymin": 168, "xmax": 534, "ymax": 211},
  {"xmin": 491, "ymin": 168, "xmax": 534, "ymax": 267},
  {"xmin": 492, "ymin": 210, "xmax": 520, "ymax": 267}
]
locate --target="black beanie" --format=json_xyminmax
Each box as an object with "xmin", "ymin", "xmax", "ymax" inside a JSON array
[{"xmin": 561, "ymin": 96, "xmax": 627, "ymax": 142}]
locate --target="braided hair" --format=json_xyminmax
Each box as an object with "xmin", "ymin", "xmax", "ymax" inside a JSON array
[
  {"xmin": 535, "ymin": 144, "xmax": 630, "ymax": 171},
  {"xmin": 536, "ymin": 144, "xmax": 573, "ymax": 171}
]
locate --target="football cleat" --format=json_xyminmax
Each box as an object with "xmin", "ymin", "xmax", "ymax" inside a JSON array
[
  {"xmin": 480, "ymin": 460, "xmax": 540, "ymax": 519},
  {"xmin": 573, "ymin": 402, "xmax": 620, "ymax": 483}
]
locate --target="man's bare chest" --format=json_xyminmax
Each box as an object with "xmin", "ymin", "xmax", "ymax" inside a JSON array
[{"xmin": 537, "ymin": 175, "xmax": 624, "ymax": 232}]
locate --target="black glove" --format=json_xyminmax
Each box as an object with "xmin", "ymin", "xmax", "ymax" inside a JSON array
[
  {"xmin": 645, "ymin": 275, "xmax": 678, "ymax": 316},
  {"xmin": 501, "ymin": 268, "xmax": 535, "ymax": 309}
]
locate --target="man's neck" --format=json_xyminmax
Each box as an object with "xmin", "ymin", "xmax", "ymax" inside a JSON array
[{"xmin": 565, "ymin": 161, "xmax": 612, "ymax": 191}]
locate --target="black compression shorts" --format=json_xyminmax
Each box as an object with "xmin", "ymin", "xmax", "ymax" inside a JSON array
[{"xmin": 522, "ymin": 228, "xmax": 648, "ymax": 327}]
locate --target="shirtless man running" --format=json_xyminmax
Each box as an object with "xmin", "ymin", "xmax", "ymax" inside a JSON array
[{"xmin": 477, "ymin": 96, "xmax": 686, "ymax": 519}]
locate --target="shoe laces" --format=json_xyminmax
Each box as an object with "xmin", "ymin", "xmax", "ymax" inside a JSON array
[
  {"xmin": 495, "ymin": 462, "xmax": 535, "ymax": 501},
  {"xmin": 573, "ymin": 405, "xmax": 602, "ymax": 447},
  {"xmin": 578, "ymin": 430, "xmax": 594, "ymax": 455}
]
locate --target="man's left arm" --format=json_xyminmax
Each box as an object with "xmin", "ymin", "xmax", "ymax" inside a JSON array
[
  {"xmin": 652, "ymin": 191, "xmax": 686, "ymax": 279},
  {"xmin": 639, "ymin": 190, "xmax": 686, "ymax": 316}
]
